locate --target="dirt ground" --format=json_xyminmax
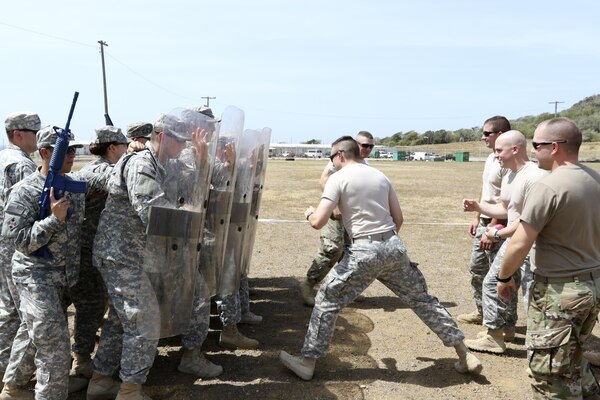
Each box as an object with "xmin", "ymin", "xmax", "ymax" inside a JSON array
[{"xmin": 64, "ymin": 159, "xmax": 600, "ymax": 400}]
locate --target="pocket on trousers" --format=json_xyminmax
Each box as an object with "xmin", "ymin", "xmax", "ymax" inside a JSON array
[{"xmin": 527, "ymin": 325, "xmax": 572, "ymax": 376}]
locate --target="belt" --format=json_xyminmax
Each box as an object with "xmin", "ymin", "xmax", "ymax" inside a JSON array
[
  {"xmin": 352, "ymin": 230, "xmax": 397, "ymax": 244},
  {"xmin": 533, "ymin": 270, "xmax": 600, "ymax": 284}
]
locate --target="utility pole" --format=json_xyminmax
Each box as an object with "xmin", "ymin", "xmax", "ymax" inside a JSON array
[
  {"xmin": 98, "ymin": 40, "xmax": 112, "ymax": 125},
  {"xmin": 200, "ymin": 96, "xmax": 216, "ymax": 107},
  {"xmin": 548, "ymin": 101, "xmax": 564, "ymax": 118}
]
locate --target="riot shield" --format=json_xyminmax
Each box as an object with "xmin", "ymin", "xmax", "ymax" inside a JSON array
[
  {"xmin": 241, "ymin": 127, "xmax": 272, "ymax": 276},
  {"xmin": 219, "ymin": 129, "xmax": 260, "ymax": 296},
  {"xmin": 141, "ymin": 107, "xmax": 217, "ymax": 339},
  {"xmin": 198, "ymin": 106, "xmax": 244, "ymax": 300}
]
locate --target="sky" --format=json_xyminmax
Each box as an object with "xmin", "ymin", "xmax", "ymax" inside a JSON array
[{"xmin": 1, "ymin": 0, "xmax": 599, "ymax": 145}]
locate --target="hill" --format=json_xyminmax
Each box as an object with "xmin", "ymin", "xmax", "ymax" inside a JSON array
[{"xmin": 378, "ymin": 94, "xmax": 600, "ymax": 147}]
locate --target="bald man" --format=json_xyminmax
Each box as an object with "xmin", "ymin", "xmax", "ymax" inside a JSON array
[
  {"xmin": 461, "ymin": 130, "xmax": 548, "ymax": 354},
  {"xmin": 497, "ymin": 118, "xmax": 600, "ymax": 399}
]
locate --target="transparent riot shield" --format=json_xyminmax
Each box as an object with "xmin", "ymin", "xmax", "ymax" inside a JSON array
[
  {"xmin": 219, "ymin": 129, "xmax": 260, "ymax": 296},
  {"xmin": 141, "ymin": 107, "xmax": 217, "ymax": 339},
  {"xmin": 241, "ymin": 127, "xmax": 272, "ymax": 276},
  {"xmin": 198, "ymin": 106, "xmax": 244, "ymax": 300}
]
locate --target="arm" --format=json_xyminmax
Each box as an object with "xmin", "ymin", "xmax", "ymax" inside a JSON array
[
  {"xmin": 319, "ymin": 164, "xmax": 333, "ymax": 190},
  {"xmin": 388, "ymin": 187, "xmax": 404, "ymax": 230},
  {"xmin": 463, "ymin": 199, "xmax": 508, "ymax": 220},
  {"xmin": 497, "ymin": 220, "xmax": 539, "ymax": 300},
  {"xmin": 304, "ymin": 198, "xmax": 337, "ymax": 230}
]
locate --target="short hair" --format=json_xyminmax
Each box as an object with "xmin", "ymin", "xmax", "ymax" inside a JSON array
[
  {"xmin": 538, "ymin": 117, "xmax": 582, "ymax": 153},
  {"xmin": 484, "ymin": 116, "xmax": 511, "ymax": 133},
  {"xmin": 332, "ymin": 135, "xmax": 359, "ymax": 159},
  {"xmin": 356, "ymin": 130, "xmax": 373, "ymax": 140}
]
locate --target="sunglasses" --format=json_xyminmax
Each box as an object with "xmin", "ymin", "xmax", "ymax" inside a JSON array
[
  {"xmin": 359, "ymin": 143, "xmax": 374, "ymax": 149},
  {"xmin": 532, "ymin": 140, "xmax": 567, "ymax": 150},
  {"xmin": 482, "ymin": 131, "xmax": 499, "ymax": 137},
  {"xmin": 329, "ymin": 150, "xmax": 344, "ymax": 162}
]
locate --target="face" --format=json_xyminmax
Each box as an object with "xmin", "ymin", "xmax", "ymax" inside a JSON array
[
  {"xmin": 531, "ymin": 127, "xmax": 553, "ymax": 171},
  {"xmin": 17, "ymin": 129, "xmax": 38, "ymax": 153},
  {"xmin": 493, "ymin": 139, "xmax": 516, "ymax": 170},
  {"xmin": 42, "ymin": 146, "xmax": 76, "ymax": 173},
  {"xmin": 159, "ymin": 133, "xmax": 187, "ymax": 159},
  {"xmin": 356, "ymin": 136, "xmax": 374, "ymax": 159},
  {"xmin": 481, "ymin": 123, "xmax": 501, "ymax": 149},
  {"xmin": 111, "ymin": 143, "xmax": 128, "ymax": 159},
  {"xmin": 132, "ymin": 136, "xmax": 148, "ymax": 145}
]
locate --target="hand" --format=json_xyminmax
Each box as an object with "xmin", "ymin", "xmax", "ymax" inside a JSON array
[
  {"xmin": 331, "ymin": 209, "xmax": 342, "ymax": 220},
  {"xmin": 485, "ymin": 227, "xmax": 499, "ymax": 242},
  {"xmin": 191, "ymin": 128, "xmax": 210, "ymax": 166},
  {"xmin": 468, "ymin": 217, "xmax": 478, "ymax": 238},
  {"xmin": 224, "ymin": 142, "xmax": 236, "ymax": 168},
  {"xmin": 128, "ymin": 140, "xmax": 146, "ymax": 153},
  {"xmin": 304, "ymin": 206, "xmax": 315, "ymax": 220},
  {"xmin": 462, "ymin": 199, "xmax": 479, "ymax": 213},
  {"xmin": 479, "ymin": 234, "xmax": 494, "ymax": 250},
  {"xmin": 497, "ymin": 279, "xmax": 516, "ymax": 301},
  {"xmin": 50, "ymin": 187, "xmax": 70, "ymax": 222}
]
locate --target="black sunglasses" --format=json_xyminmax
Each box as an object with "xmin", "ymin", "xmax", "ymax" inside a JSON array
[
  {"xmin": 532, "ymin": 140, "xmax": 567, "ymax": 150},
  {"xmin": 482, "ymin": 131, "xmax": 499, "ymax": 137},
  {"xmin": 329, "ymin": 150, "xmax": 344, "ymax": 162},
  {"xmin": 359, "ymin": 143, "xmax": 374, "ymax": 149}
]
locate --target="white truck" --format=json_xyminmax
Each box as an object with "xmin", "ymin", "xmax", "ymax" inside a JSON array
[{"xmin": 304, "ymin": 150, "xmax": 323, "ymax": 158}]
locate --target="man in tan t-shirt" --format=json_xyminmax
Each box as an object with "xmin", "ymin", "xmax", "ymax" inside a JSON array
[{"xmin": 497, "ymin": 118, "xmax": 600, "ymax": 399}]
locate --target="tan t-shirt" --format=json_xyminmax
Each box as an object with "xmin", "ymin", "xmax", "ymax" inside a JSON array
[
  {"xmin": 322, "ymin": 163, "xmax": 396, "ymax": 238},
  {"xmin": 521, "ymin": 163, "xmax": 600, "ymax": 277},
  {"xmin": 503, "ymin": 161, "xmax": 549, "ymax": 224},
  {"xmin": 480, "ymin": 153, "xmax": 507, "ymax": 218}
]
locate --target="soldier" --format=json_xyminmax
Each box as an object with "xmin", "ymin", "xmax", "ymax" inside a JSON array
[
  {"xmin": 280, "ymin": 136, "xmax": 482, "ymax": 380},
  {"xmin": 68, "ymin": 126, "xmax": 128, "ymax": 379},
  {"xmin": 462, "ymin": 131, "xmax": 548, "ymax": 354},
  {"xmin": 0, "ymin": 112, "xmax": 40, "ymax": 382},
  {"xmin": 87, "ymin": 113, "xmax": 209, "ymax": 400},
  {"xmin": 457, "ymin": 116, "xmax": 510, "ymax": 325},
  {"xmin": 298, "ymin": 131, "xmax": 374, "ymax": 307},
  {"xmin": 497, "ymin": 118, "xmax": 600, "ymax": 399},
  {"xmin": 0, "ymin": 126, "xmax": 110, "ymax": 399}
]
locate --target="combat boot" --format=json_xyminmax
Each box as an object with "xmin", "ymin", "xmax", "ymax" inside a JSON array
[
  {"xmin": 178, "ymin": 348, "xmax": 223, "ymax": 378},
  {"xmin": 465, "ymin": 328, "xmax": 506, "ymax": 354},
  {"xmin": 86, "ymin": 372, "xmax": 120, "ymax": 400},
  {"xmin": 219, "ymin": 324, "xmax": 259, "ymax": 349},
  {"xmin": 456, "ymin": 310, "xmax": 483, "ymax": 325},
  {"xmin": 71, "ymin": 353, "xmax": 93, "ymax": 378},
  {"xmin": 0, "ymin": 384, "xmax": 34, "ymax": 400},
  {"xmin": 279, "ymin": 351, "xmax": 315, "ymax": 381},
  {"xmin": 477, "ymin": 326, "xmax": 515, "ymax": 342},
  {"xmin": 115, "ymin": 383, "xmax": 151, "ymax": 400},
  {"xmin": 299, "ymin": 279, "xmax": 315, "ymax": 307},
  {"xmin": 240, "ymin": 311, "xmax": 263, "ymax": 325},
  {"xmin": 453, "ymin": 352, "xmax": 483, "ymax": 374}
]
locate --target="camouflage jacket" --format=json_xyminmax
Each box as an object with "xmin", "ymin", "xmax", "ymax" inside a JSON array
[
  {"xmin": 80, "ymin": 157, "xmax": 112, "ymax": 251},
  {"xmin": 94, "ymin": 143, "xmax": 170, "ymax": 266},
  {"xmin": 2, "ymin": 168, "xmax": 110, "ymax": 286}
]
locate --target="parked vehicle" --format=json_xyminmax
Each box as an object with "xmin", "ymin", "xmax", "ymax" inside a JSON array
[
  {"xmin": 304, "ymin": 150, "xmax": 323, "ymax": 158},
  {"xmin": 281, "ymin": 151, "xmax": 295, "ymax": 158}
]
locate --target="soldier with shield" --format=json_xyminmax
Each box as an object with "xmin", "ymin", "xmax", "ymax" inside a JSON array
[{"xmin": 88, "ymin": 111, "xmax": 212, "ymax": 400}]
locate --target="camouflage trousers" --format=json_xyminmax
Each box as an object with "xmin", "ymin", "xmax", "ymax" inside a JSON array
[
  {"xmin": 301, "ymin": 235, "xmax": 465, "ymax": 358},
  {"xmin": 67, "ymin": 246, "xmax": 107, "ymax": 355},
  {"xmin": 217, "ymin": 274, "xmax": 250, "ymax": 326},
  {"xmin": 482, "ymin": 238, "xmax": 524, "ymax": 329},
  {"xmin": 306, "ymin": 217, "xmax": 344, "ymax": 285},
  {"xmin": 92, "ymin": 259, "xmax": 158, "ymax": 384},
  {"xmin": 181, "ymin": 273, "xmax": 210, "ymax": 350},
  {"xmin": 3, "ymin": 282, "xmax": 70, "ymax": 399},
  {"xmin": 521, "ymin": 259, "xmax": 534, "ymax": 314},
  {"xmin": 527, "ymin": 276, "xmax": 600, "ymax": 399},
  {"xmin": 466, "ymin": 218, "xmax": 503, "ymax": 313},
  {"xmin": 0, "ymin": 244, "xmax": 20, "ymax": 372}
]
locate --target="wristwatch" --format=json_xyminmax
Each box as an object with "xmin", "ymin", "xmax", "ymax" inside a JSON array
[{"xmin": 493, "ymin": 229, "xmax": 501, "ymax": 241}]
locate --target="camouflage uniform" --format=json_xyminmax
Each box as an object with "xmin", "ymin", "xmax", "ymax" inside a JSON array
[
  {"xmin": 0, "ymin": 144, "xmax": 37, "ymax": 372},
  {"xmin": 1, "ymin": 167, "xmax": 108, "ymax": 399},
  {"xmin": 481, "ymin": 238, "xmax": 525, "ymax": 329},
  {"xmin": 305, "ymin": 217, "xmax": 344, "ymax": 285},
  {"xmin": 67, "ymin": 157, "xmax": 111, "ymax": 357},
  {"xmin": 527, "ymin": 279, "xmax": 600, "ymax": 399},
  {"xmin": 92, "ymin": 143, "xmax": 170, "ymax": 384},
  {"xmin": 301, "ymin": 236, "xmax": 464, "ymax": 358},
  {"xmin": 466, "ymin": 219, "xmax": 503, "ymax": 314}
]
